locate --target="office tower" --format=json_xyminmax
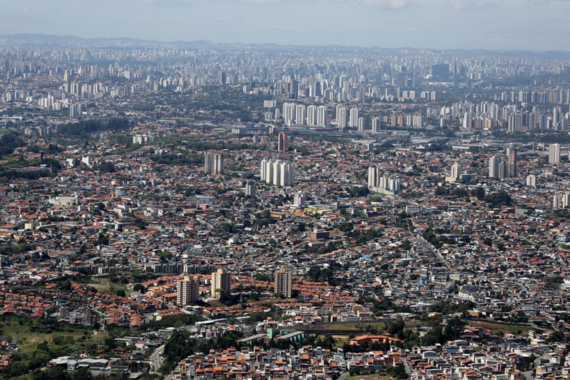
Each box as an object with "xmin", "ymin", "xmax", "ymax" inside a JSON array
[
  {"xmin": 336, "ymin": 106, "xmax": 346, "ymax": 128},
  {"xmin": 316, "ymin": 106, "xmax": 327, "ymax": 127},
  {"xmin": 431, "ymin": 63, "xmax": 450, "ymax": 81},
  {"xmin": 549, "ymin": 143, "xmax": 561, "ymax": 164},
  {"xmin": 358, "ymin": 84, "xmax": 366, "ymax": 102},
  {"xmin": 177, "ymin": 276, "xmax": 200, "ymax": 306},
  {"xmin": 553, "ymin": 107, "xmax": 561, "ymax": 128},
  {"xmin": 446, "ymin": 162, "xmax": 461, "ymax": 183},
  {"xmin": 306, "ymin": 105, "xmax": 317, "ymax": 126},
  {"xmin": 245, "ymin": 181, "xmax": 256, "ymax": 197},
  {"xmin": 274, "ymin": 267, "xmax": 292, "ymax": 298},
  {"xmin": 211, "ymin": 268, "xmax": 231, "ymax": 299},
  {"xmin": 526, "ymin": 175, "xmax": 536, "ymax": 188},
  {"xmin": 278, "ymin": 132, "xmax": 288, "ymax": 153},
  {"xmin": 372, "ymin": 117, "xmax": 381, "ymax": 133},
  {"xmin": 489, "ymin": 156, "xmax": 502, "ymax": 179},
  {"xmin": 204, "ymin": 150, "xmax": 224, "ymax": 174},
  {"xmin": 219, "ymin": 72, "xmax": 227, "ymax": 85},
  {"xmin": 397, "ymin": 72, "xmax": 407, "ymax": 88},
  {"xmin": 349, "ymin": 108, "xmax": 359, "ymax": 127},
  {"xmin": 295, "ymin": 104, "xmax": 306, "ymax": 125}
]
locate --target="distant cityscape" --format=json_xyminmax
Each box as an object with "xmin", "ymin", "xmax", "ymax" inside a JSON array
[{"xmin": 2, "ymin": 34, "xmax": 570, "ymax": 380}]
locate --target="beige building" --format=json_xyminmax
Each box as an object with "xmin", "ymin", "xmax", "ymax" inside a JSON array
[
  {"xmin": 274, "ymin": 267, "xmax": 292, "ymax": 298},
  {"xmin": 210, "ymin": 269, "xmax": 231, "ymax": 299},
  {"xmin": 177, "ymin": 276, "xmax": 200, "ymax": 306}
]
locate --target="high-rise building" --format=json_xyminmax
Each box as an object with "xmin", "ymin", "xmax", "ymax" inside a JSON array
[
  {"xmin": 274, "ymin": 267, "xmax": 292, "ymax": 298},
  {"xmin": 69, "ymin": 103, "xmax": 82, "ymax": 117},
  {"xmin": 446, "ymin": 162, "xmax": 461, "ymax": 183},
  {"xmin": 306, "ymin": 105, "xmax": 317, "ymax": 126},
  {"xmin": 211, "ymin": 268, "xmax": 231, "ymax": 299},
  {"xmin": 368, "ymin": 167, "xmax": 400, "ymax": 195},
  {"xmin": 260, "ymin": 160, "xmax": 295, "ymax": 187},
  {"xmin": 336, "ymin": 106, "xmax": 346, "ymax": 129},
  {"xmin": 282, "ymin": 102, "xmax": 296, "ymax": 126},
  {"xmin": 508, "ymin": 149, "xmax": 518, "ymax": 178},
  {"xmin": 489, "ymin": 156, "xmax": 502, "ymax": 178},
  {"xmin": 431, "ymin": 63, "xmax": 450, "ymax": 81},
  {"xmin": 177, "ymin": 276, "xmax": 200, "ymax": 306},
  {"xmin": 204, "ymin": 150, "xmax": 224, "ymax": 174},
  {"xmin": 372, "ymin": 117, "xmax": 381, "ymax": 132},
  {"xmin": 526, "ymin": 175, "xmax": 536, "ymax": 188},
  {"xmin": 349, "ymin": 108, "xmax": 359, "ymax": 127},
  {"xmin": 278, "ymin": 132, "xmax": 288, "ymax": 153},
  {"xmin": 549, "ymin": 143, "xmax": 561, "ymax": 164},
  {"xmin": 245, "ymin": 181, "xmax": 256, "ymax": 197},
  {"xmin": 357, "ymin": 117, "xmax": 365, "ymax": 132},
  {"xmin": 295, "ymin": 104, "xmax": 306, "ymax": 125},
  {"xmin": 316, "ymin": 106, "xmax": 327, "ymax": 127}
]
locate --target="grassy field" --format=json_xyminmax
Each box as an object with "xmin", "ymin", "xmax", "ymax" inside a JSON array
[
  {"xmin": 303, "ymin": 322, "xmax": 388, "ymax": 332},
  {"xmin": 347, "ymin": 374, "xmax": 392, "ymax": 380},
  {"xmin": 1, "ymin": 316, "xmax": 107, "ymax": 355},
  {"xmin": 468, "ymin": 320, "xmax": 537, "ymax": 335},
  {"xmin": 90, "ymin": 277, "xmax": 132, "ymax": 298}
]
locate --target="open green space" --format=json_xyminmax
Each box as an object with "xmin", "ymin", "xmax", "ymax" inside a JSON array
[
  {"xmin": 0, "ymin": 316, "xmax": 107, "ymax": 355},
  {"xmin": 89, "ymin": 277, "xmax": 132, "ymax": 298}
]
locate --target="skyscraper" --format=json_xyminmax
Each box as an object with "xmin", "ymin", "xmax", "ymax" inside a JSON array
[
  {"xmin": 177, "ymin": 276, "xmax": 200, "ymax": 306},
  {"xmin": 211, "ymin": 268, "xmax": 231, "ymax": 299},
  {"xmin": 204, "ymin": 150, "xmax": 224, "ymax": 174},
  {"xmin": 274, "ymin": 267, "xmax": 292, "ymax": 298},
  {"xmin": 549, "ymin": 143, "xmax": 561, "ymax": 164},
  {"xmin": 278, "ymin": 132, "xmax": 288, "ymax": 153}
]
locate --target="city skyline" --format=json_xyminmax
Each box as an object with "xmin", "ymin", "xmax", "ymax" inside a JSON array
[{"xmin": 1, "ymin": 0, "xmax": 570, "ymax": 51}]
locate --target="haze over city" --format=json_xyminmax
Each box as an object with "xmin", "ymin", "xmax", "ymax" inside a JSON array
[{"xmin": 1, "ymin": 0, "xmax": 570, "ymax": 50}]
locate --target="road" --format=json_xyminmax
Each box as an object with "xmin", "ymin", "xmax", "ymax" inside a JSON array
[{"xmin": 149, "ymin": 344, "xmax": 165, "ymax": 374}]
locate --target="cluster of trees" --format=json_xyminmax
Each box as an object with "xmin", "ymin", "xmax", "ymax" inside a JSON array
[
  {"xmin": 305, "ymin": 264, "xmax": 343, "ymax": 286},
  {"xmin": 58, "ymin": 118, "xmax": 131, "ymax": 138},
  {"xmin": 0, "ymin": 241, "xmax": 35, "ymax": 256},
  {"xmin": 346, "ymin": 186, "xmax": 370, "ymax": 197},
  {"xmin": 484, "ymin": 190, "xmax": 513, "ymax": 208},
  {"xmin": 430, "ymin": 300, "xmax": 476, "ymax": 315},
  {"xmin": 347, "ymin": 227, "xmax": 383, "ymax": 244},
  {"xmin": 151, "ymin": 153, "xmax": 203, "ymax": 166},
  {"xmin": 0, "ymin": 133, "xmax": 24, "ymax": 158},
  {"xmin": 422, "ymin": 228, "xmax": 456, "ymax": 249}
]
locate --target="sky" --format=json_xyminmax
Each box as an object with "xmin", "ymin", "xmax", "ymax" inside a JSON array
[{"xmin": 0, "ymin": 0, "xmax": 569, "ymax": 51}]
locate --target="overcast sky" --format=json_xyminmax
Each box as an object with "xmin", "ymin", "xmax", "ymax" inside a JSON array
[{"xmin": 0, "ymin": 0, "xmax": 569, "ymax": 51}]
